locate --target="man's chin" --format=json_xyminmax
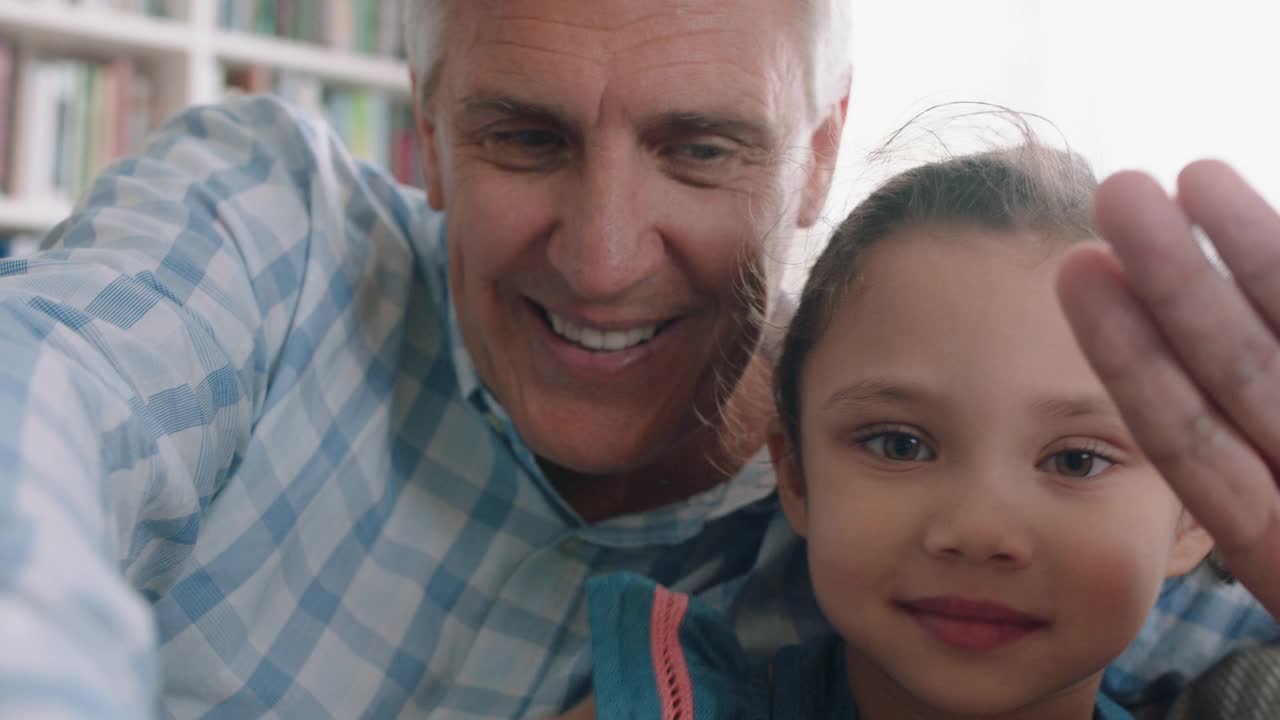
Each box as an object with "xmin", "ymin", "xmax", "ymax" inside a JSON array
[
  {"xmin": 531, "ymin": 440, "xmax": 670, "ymax": 483},
  {"xmin": 510, "ymin": 396, "xmax": 700, "ymax": 476}
]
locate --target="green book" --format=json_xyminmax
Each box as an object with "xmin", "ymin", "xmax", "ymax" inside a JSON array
[{"xmin": 256, "ymin": 0, "xmax": 276, "ymax": 36}]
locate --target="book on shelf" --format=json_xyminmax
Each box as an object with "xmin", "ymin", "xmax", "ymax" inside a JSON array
[
  {"xmin": 0, "ymin": 37, "xmax": 13, "ymax": 195},
  {"xmin": 219, "ymin": 0, "xmax": 406, "ymax": 59},
  {"xmin": 9, "ymin": 52, "xmax": 155, "ymax": 205},
  {"xmin": 225, "ymin": 66, "xmax": 423, "ymax": 187}
]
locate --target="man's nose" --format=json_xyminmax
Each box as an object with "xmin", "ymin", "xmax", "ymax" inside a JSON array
[
  {"xmin": 922, "ymin": 473, "xmax": 1034, "ymax": 568},
  {"xmin": 548, "ymin": 145, "xmax": 666, "ymax": 301}
]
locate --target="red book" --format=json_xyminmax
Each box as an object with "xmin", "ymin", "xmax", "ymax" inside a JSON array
[
  {"xmin": 109, "ymin": 58, "xmax": 136, "ymax": 158},
  {"xmin": 392, "ymin": 128, "xmax": 413, "ymax": 185}
]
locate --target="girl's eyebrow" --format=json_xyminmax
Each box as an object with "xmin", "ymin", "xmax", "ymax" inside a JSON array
[
  {"xmin": 820, "ymin": 379, "xmax": 932, "ymax": 414},
  {"xmin": 820, "ymin": 383, "xmax": 1123, "ymax": 423},
  {"xmin": 1029, "ymin": 393, "xmax": 1120, "ymax": 421}
]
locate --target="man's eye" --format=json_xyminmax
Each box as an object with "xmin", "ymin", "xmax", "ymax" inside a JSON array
[
  {"xmin": 1039, "ymin": 450, "xmax": 1114, "ymax": 479},
  {"xmin": 490, "ymin": 130, "xmax": 565, "ymax": 150},
  {"xmin": 482, "ymin": 129, "xmax": 569, "ymax": 169},
  {"xmin": 660, "ymin": 141, "xmax": 744, "ymax": 187},
  {"xmin": 674, "ymin": 144, "xmax": 730, "ymax": 161},
  {"xmin": 862, "ymin": 432, "xmax": 935, "ymax": 462}
]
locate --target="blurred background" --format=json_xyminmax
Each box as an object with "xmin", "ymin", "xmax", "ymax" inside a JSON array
[
  {"xmin": 818, "ymin": 0, "xmax": 1279, "ymax": 287},
  {"xmin": 0, "ymin": 0, "xmax": 417, "ymax": 255},
  {"xmin": 0, "ymin": 0, "xmax": 1275, "ymax": 267}
]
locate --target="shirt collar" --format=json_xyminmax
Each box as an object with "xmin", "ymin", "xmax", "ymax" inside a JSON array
[{"xmin": 425, "ymin": 222, "xmax": 553, "ymax": 494}]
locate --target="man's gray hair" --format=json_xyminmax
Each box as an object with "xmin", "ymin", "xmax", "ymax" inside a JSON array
[{"xmin": 403, "ymin": 1, "xmax": 852, "ymax": 117}]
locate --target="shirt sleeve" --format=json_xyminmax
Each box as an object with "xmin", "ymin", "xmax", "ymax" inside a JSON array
[
  {"xmin": 0, "ymin": 96, "xmax": 341, "ymax": 718},
  {"xmin": 586, "ymin": 572, "xmax": 763, "ymax": 720}
]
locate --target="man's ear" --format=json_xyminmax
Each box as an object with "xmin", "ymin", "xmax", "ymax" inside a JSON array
[
  {"xmin": 796, "ymin": 71, "xmax": 851, "ymax": 229},
  {"xmin": 1166, "ymin": 511, "xmax": 1215, "ymax": 578},
  {"xmin": 411, "ymin": 71, "xmax": 447, "ymax": 211},
  {"xmin": 767, "ymin": 425, "xmax": 808, "ymax": 538}
]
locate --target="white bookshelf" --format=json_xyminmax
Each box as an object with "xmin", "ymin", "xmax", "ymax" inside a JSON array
[
  {"xmin": 0, "ymin": 194, "xmax": 71, "ymax": 230},
  {"xmin": 214, "ymin": 30, "xmax": 407, "ymax": 94},
  {"xmin": 0, "ymin": 0, "xmax": 412, "ymax": 236}
]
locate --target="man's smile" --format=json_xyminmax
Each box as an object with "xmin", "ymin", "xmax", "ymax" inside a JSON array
[{"xmin": 534, "ymin": 302, "xmax": 678, "ymax": 354}]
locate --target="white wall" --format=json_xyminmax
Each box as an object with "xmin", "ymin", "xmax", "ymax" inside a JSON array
[{"xmin": 808, "ymin": 0, "xmax": 1278, "ymax": 266}]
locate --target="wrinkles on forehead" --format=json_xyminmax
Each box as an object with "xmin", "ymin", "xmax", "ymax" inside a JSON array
[
  {"xmin": 467, "ymin": 2, "xmax": 762, "ymax": 54},
  {"xmin": 443, "ymin": 0, "xmax": 806, "ymax": 141}
]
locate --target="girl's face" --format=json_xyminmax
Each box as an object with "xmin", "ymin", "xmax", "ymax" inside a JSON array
[{"xmin": 774, "ymin": 226, "xmax": 1212, "ymax": 718}]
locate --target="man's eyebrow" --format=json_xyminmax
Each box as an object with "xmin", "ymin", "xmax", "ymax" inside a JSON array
[
  {"xmin": 455, "ymin": 95, "xmax": 777, "ymax": 148},
  {"xmin": 820, "ymin": 379, "xmax": 932, "ymax": 414},
  {"xmin": 457, "ymin": 94, "xmax": 575, "ymax": 128},
  {"xmin": 642, "ymin": 111, "xmax": 776, "ymax": 147}
]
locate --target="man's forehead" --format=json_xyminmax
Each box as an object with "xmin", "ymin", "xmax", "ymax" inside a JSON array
[
  {"xmin": 456, "ymin": 0, "xmax": 794, "ymax": 37},
  {"xmin": 457, "ymin": 0, "xmax": 802, "ymax": 66},
  {"xmin": 443, "ymin": 0, "xmax": 806, "ymax": 126}
]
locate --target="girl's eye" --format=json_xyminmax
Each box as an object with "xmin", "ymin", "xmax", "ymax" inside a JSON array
[
  {"xmin": 863, "ymin": 432, "xmax": 935, "ymax": 462},
  {"xmin": 1042, "ymin": 450, "xmax": 1114, "ymax": 479}
]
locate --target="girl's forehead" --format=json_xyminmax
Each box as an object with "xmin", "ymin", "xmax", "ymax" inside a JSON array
[
  {"xmin": 803, "ymin": 228, "xmax": 1094, "ymax": 406},
  {"xmin": 844, "ymin": 228, "xmax": 1064, "ymax": 318},
  {"xmin": 862, "ymin": 224, "xmax": 1067, "ymax": 276}
]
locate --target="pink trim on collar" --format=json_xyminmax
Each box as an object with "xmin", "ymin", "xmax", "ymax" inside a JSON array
[{"xmin": 650, "ymin": 584, "xmax": 695, "ymax": 720}]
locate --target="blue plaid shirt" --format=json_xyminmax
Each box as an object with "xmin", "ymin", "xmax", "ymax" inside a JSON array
[{"xmin": 0, "ymin": 96, "xmax": 1273, "ymax": 719}]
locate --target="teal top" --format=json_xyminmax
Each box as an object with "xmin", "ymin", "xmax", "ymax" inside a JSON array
[{"xmin": 587, "ymin": 572, "xmax": 1133, "ymax": 719}]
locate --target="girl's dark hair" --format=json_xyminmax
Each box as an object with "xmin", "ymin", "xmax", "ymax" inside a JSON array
[{"xmin": 773, "ymin": 139, "xmax": 1100, "ymax": 447}]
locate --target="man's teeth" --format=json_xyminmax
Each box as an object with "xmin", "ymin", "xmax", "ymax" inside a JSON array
[{"xmin": 548, "ymin": 312, "xmax": 658, "ymax": 351}]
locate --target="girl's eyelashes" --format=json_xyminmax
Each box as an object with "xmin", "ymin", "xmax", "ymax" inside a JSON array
[
  {"xmin": 855, "ymin": 427, "xmax": 937, "ymax": 462},
  {"xmin": 847, "ymin": 427, "xmax": 1121, "ymax": 478},
  {"xmin": 1036, "ymin": 440, "xmax": 1119, "ymax": 480}
]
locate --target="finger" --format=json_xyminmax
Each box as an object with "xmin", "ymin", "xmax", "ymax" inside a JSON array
[
  {"xmin": 1093, "ymin": 170, "xmax": 1280, "ymax": 470},
  {"xmin": 1178, "ymin": 159, "xmax": 1280, "ymax": 332},
  {"xmin": 1057, "ymin": 246, "xmax": 1280, "ymax": 613}
]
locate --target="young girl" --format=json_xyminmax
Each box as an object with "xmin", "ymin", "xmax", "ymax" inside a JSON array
[{"xmin": 577, "ymin": 141, "xmax": 1215, "ymax": 719}]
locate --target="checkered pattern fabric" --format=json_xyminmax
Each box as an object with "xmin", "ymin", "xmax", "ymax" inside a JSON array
[{"xmin": 0, "ymin": 96, "xmax": 1273, "ymax": 719}]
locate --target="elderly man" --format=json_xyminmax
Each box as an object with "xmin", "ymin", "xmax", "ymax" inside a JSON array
[{"xmin": 0, "ymin": 1, "xmax": 1273, "ymax": 718}]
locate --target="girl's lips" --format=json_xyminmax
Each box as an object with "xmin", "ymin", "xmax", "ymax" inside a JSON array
[
  {"xmin": 899, "ymin": 596, "xmax": 1048, "ymax": 625},
  {"xmin": 898, "ymin": 597, "xmax": 1050, "ymax": 652}
]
